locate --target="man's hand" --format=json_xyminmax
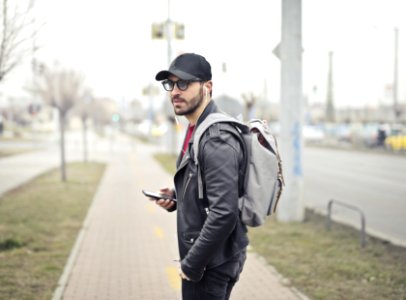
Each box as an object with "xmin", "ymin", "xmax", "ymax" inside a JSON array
[
  {"xmin": 155, "ymin": 187, "xmax": 176, "ymax": 210},
  {"xmin": 156, "ymin": 198, "xmax": 175, "ymax": 210},
  {"xmin": 179, "ymin": 268, "xmax": 191, "ymax": 281}
]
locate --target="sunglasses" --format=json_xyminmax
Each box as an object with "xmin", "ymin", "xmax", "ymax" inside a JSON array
[{"xmin": 161, "ymin": 79, "xmax": 201, "ymax": 91}]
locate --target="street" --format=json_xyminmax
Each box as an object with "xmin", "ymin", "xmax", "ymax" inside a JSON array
[{"xmin": 303, "ymin": 146, "xmax": 406, "ymax": 247}]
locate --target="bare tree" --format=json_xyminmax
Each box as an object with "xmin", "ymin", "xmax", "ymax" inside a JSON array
[
  {"xmin": 242, "ymin": 92, "xmax": 258, "ymax": 121},
  {"xmin": 73, "ymin": 88, "xmax": 93, "ymax": 163},
  {"xmin": 0, "ymin": 0, "xmax": 38, "ymax": 82},
  {"xmin": 90, "ymin": 97, "xmax": 119, "ymax": 128},
  {"xmin": 32, "ymin": 63, "xmax": 85, "ymax": 181}
]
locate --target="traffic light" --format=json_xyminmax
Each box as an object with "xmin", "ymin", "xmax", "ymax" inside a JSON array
[
  {"xmin": 174, "ymin": 23, "xmax": 185, "ymax": 40},
  {"xmin": 151, "ymin": 23, "xmax": 164, "ymax": 39},
  {"xmin": 151, "ymin": 22, "xmax": 185, "ymax": 40},
  {"xmin": 111, "ymin": 114, "xmax": 120, "ymax": 123}
]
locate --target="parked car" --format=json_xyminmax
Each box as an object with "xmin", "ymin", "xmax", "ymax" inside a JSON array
[
  {"xmin": 303, "ymin": 125, "xmax": 325, "ymax": 143},
  {"xmin": 385, "ymin": 127, "xmax": 406, "ymax": 151}
]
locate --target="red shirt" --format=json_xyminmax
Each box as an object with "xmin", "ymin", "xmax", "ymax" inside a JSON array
[{"xmin": 182, "ymin": 124, "xmax": 195, "ymax": 157}]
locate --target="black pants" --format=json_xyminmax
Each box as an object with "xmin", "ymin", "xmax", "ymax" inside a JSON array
[{"xmin": 181, "ymin": 250, "xmax": 246, "ymax": 300}]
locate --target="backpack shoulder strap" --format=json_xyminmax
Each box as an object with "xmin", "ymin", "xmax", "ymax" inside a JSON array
[
  {"xmin": 193, "ymin": 113, "xmax": 248, "ymax": 199},
  {"xmin": 193, "ymin": 113, "xmax": 248, "ymax": 165}
]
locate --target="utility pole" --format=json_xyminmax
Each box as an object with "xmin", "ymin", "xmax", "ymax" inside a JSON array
[
  {"xmin": 165, "ymin": 0, "xmax": 177, "ymax": 154},
  {"xmin": 152, "ymin": 0, "xmax": 182, "ymax": 154},
  {"xmin": 30, "ymin": 0, "xmax": 37, "ymax": 79},
  {"xmin": 393, "ymin": 27, "xmax": 399, "ymax": 120},
  {"xmin": 166, "ymin": 0, "xmax": 172, "ymax": 67},
  {"xmin": 275, "ymin": 0, "xmax": 305, "ymax": 222},
  {"xmin": 326, "ymin": 51, "xmax": 335, "ymax": 122}
]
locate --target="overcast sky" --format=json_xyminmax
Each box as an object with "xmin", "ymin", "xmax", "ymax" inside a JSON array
[{"xmin": 2, "ymin": 0, "xmax": 406, "ymax": 109}]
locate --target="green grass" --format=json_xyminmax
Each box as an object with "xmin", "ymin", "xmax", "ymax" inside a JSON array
[
  {"xmin": 153, "ymin": 152, "xmax": 406, "ymax": 300},
  {"xmin": 154, "ymin": 153, "xmax": 178, "ymax": 174},
  {"xmin": 0, "ymin": 162, "xmax": 106, "ymax": 300},
  {"xmin": 249, "ymin": 211, "xmax": 406, "ymax": 300}
]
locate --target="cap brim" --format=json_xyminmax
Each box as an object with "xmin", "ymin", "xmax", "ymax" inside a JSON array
[{"xmin": 155, "ymin": 69, "xmax": 200, "ymax": 81}]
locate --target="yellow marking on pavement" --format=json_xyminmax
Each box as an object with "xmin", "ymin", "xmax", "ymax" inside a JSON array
[
  {"xmin": 146, "ymin": 202, "xmax": 157, "ymax": 213},
  {"xmin": 166, "ymin": 266, "xmax": 181, "ymax": 291},
  {"xmin": 154, "ymin": 226, "xmax": 164, "ymax": 239}
]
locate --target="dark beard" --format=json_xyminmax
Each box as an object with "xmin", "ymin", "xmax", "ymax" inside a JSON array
[{"xmin": 173, "ymin": 88, "xmax": 204, "ymax": 116}]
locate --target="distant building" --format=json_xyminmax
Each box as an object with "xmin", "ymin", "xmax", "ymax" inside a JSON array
[{"xmin": 305, "ymin": 102, "xmax": 406, "ymax": 123}]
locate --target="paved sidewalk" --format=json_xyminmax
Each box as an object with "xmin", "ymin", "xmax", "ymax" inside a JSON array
[
  {"xmin": 0, "ymin": 131, "xmax": 119, "ymax": 197},
  {"xmin": 50, "ymin": 141, "xmax": 306, "ymax": 300}
]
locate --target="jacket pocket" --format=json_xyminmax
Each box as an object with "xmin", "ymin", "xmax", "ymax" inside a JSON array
[{"xmin": 183, "ymin": 231, "xmax": 200, "ymax": 245}]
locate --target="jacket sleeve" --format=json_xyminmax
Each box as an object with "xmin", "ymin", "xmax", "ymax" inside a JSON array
[
  {"xmin": 181, "ymin": 131, "xmax": 242, "ymax": 281},
  {"xmin": 167, "ymin": 188, "xmax": 177, "ymax": 212}
]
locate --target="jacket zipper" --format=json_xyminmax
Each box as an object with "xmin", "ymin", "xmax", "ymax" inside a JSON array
[{"xmin": 182, "ymin": 173, "xmax": 193, "ymax": 201}]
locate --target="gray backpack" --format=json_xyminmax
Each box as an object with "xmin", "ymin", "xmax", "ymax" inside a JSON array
[{"xmin": 193, "ymin": 113, "xmax": 285, "ymax": 227}]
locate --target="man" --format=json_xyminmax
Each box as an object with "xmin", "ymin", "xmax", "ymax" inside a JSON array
[{"xmin": 152, "ymin": 53, "xmax": 248, "ymax": 300}]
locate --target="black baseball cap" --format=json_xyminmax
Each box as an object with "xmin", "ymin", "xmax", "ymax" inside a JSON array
[{"xmin": 155, "ymin": 53, "xmax": 212, "ymax": 81}]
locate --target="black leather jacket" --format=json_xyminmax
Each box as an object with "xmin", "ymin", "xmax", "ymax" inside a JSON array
[{"xmin": 173, "ymin": 101, "xmax": 249, "ymax": 282}]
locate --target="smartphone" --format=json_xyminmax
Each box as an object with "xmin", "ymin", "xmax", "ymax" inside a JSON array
[{"xmin": 142, "ymin": 190, "xmax": 173, "ymax": 200}]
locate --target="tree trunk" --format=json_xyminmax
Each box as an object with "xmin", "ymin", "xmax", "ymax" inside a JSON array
[{"xmin": 59, "ymin": 110, "xmax": 67, "ymax": 181}]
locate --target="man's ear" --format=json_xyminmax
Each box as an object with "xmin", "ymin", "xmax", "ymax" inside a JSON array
[{"xmin": 205, "ymin": 81, "xmax": 213, "ymax": 95}]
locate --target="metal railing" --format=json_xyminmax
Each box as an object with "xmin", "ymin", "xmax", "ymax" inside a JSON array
[{"xmin": 326, "ymin": 199, "xmax": 367, "ymax": 248}]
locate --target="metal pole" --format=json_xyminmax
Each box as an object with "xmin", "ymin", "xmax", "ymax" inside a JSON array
[
  {"xmin": 327, "ymin": 200, "xmax": 333, "ymax": 230},
  {"xmin": 326, "ymin": 51, "xmax": 335, "ymax": 122},
  {"xmin": 326, "ymin": 199, "xmax": 367, "ymax": 248},
  {"xmin": 166, "ymin": 0, "xmax": 172, "ymax": 66},
  {"xmin": 393, "ymin": 27, "xmax": 399, "ymax": 120},
  {"xmin": 276, "ymin": 0, "xmax": 305, "ymax": 222},
  {"xmin": 165, "ymin": 0, "xmax": 178, "ymax": 155}
]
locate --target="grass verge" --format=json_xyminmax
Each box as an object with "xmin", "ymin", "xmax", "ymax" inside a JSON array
[
  {"xmin": 153, "ymin": 152, "xmax": 406, "ymax": 300},
  {"xmin": 0, "ymin": 162, "xmax": 106, "ymax": 300},
  {"xmin": 154, "ymin": 153, "xmax": 178, "ymax": 174},
  {"xmin": 249, "ymin": 210, "xmax": 406, "ymax": 300}
]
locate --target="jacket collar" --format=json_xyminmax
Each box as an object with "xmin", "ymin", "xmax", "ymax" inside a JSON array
[{"xmin": 195, "ymin": 100, "xmax": 219, "ymax": 128}]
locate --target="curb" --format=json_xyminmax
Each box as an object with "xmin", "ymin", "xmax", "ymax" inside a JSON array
[
  {"xmin": 251, "ymin": 251, "xmax": 310, "ymax": 300},
  {"xmin": 51, "ymin": 166, "xmax": 108, "ymax": 300}
]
